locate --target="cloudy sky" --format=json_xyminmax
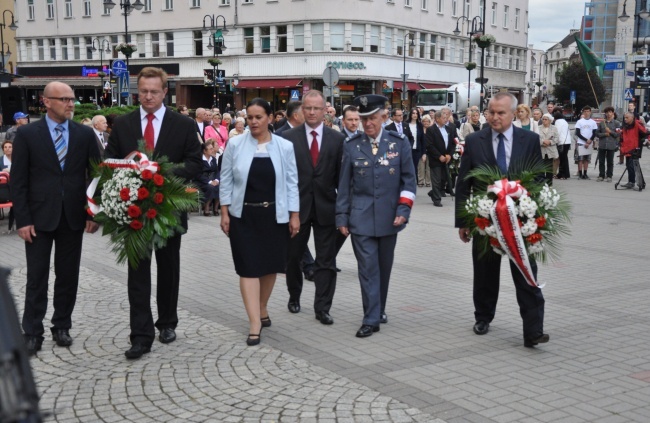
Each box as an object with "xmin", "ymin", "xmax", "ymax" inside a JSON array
[{"xmin": 528, "ymin": 1, "xmax": 586, "ymax": 50}]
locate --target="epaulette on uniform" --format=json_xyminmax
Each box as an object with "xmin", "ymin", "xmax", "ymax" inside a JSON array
[{"xmin": 345, "ymin": 133, "xmax": 362, "ymax": 143}]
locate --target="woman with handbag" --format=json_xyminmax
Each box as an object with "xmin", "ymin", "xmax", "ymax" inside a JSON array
[
  {"xmin": 554, "ymin": 110, "xmax": 572, "ymax": 179},
  {"xmin": 539, "ymin": 114, "xmax": 560, "ymax": 185}
]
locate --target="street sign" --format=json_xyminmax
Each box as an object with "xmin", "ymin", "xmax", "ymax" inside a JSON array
[
  {"xmin": 112, "ymin": 59, "xmax": 127, "ymax": 76},
  {"xmin": 322, "ymin": 66, "xmax": 339, "ymax": 87},
  {"xmin": 104, "ymin": 81, "xmax": 111, "ymax": 90},
  {"xmin": 605, "ymin": 55, "xmax": 625, "ymax": 62},
  {"xmin": 290, "ymin": 90, "xmax": 300, "ymax": 101},
  {"xmin": 624, "ymin": 88, "xmax": 634, "ymax": 101},
  {"xmin": 603, "ymin": 61, "xmax": 625, "ymax": 71},
  {"xmin": 323, "ymin": 86, "xmax": 340, "ymax": 97},
  {"xmin": 570, "ymin": 90, "xmax": 576, "ymax": 104},
  {"xmin": 119, "ymin": 72, "xmax": 130, "ymax": 97}
]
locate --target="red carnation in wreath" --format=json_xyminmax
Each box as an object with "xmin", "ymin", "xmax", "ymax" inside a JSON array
[
  {"xmin": 141, "ymin": 169, "xmax": 153, "ymax": 180},
  {"xmin": 120, "ymin": 188, "xmax": 131, "ymax": 201},
  {"xmin": 137, "ymin": 187, "xmax": 150, "ymax": 200},
  {"xmin": 153, "ymin": 174, "xmax": 164, "ymax": 186},
  {"xmin": 146, "ymin": 208, "xmax": 157, "ymax": 219},
  {"xmin": 127, "ymin": 204, "xmax": 142, "ymax": 218},
  {"xmin": 129, "ymin": 220, "xmax": 143, "ymax": 230},
  {"xmin": 153, "ymin": 192, "xmax": 164, "ymax": 204}
]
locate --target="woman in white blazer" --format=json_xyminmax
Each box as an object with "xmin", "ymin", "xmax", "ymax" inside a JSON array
[{"xmin": 513, "ymin": 104, "xmax": 540, "ymax": 135}]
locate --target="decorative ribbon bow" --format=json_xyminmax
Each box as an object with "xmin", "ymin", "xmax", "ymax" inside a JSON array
[
  {"xmin": 86, "ymin": 151, "xmax": 160, "ymax": 217},
  {"xmin": 487, "ymin": 178, "xmax": 543, "ymax": 288}
]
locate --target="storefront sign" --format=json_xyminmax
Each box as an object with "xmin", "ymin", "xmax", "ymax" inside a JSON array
[{"xmin": 326, "ymin": 61, "xmax": 366, "ymax": 70}]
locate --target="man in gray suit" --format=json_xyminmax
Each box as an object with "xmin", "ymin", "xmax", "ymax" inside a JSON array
[
  {"xmin": 336, "ymin": 95, "xmax": 417, "ymax": 338},
  {"xmin": 91, "ymin": 115, "xmax": 109, "ymax": 158}
]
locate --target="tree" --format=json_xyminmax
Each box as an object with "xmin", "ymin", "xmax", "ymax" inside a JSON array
[{"xmin": 552, "ymin": 60, "xmax": 606, "ymax": 111}]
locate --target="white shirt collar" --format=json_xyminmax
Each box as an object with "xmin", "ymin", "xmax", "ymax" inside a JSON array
[{"xmin": 141, "ymin": 106, "xmax": 166, "ymax": 122}]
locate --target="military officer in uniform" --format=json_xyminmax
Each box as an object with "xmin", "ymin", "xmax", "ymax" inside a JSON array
[{"xmin": 336, "ymin": 95, "xmax": 417, "ymax": 338}]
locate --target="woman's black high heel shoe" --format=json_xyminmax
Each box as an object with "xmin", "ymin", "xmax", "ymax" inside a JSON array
[
  {"xmin": 246, "ymin": 333, "xmax": 261, "ymax": 346},
  {"xmin": 261, "ymin": 316, "xmax": 272, "ymax": 328}
]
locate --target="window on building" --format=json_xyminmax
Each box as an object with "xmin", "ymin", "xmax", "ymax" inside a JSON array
[
  {"xmin": 449, "ymin": 41, "xmax": 455, "ymax": 63},
  {"xmin": 111, "ymin": 35, "xmax": 118, "ymax": 58},
  {"xmin": 83, "ymin": 0, "xmax": 91, "ymax": 16},
  {"xmin": 260, "ymin": 26, "xmax": 271, "ymax": 53},
  {"xmin": 419, "ymin": 33, "xmax": 426, "ymax": 58},
  {"xmin": 137, "ymin": 34, "xmax": 145, "ymax": 57},
  {"xmin": 491, "ymin": 2, "xmax": 497, "ymax": 25},
  {"xmin": 479, "ymin": 0, "xmax": 484, "ymax": 18},
  {"xmin": 330, "ymin": 23, "xmax": 345, "ymax": 51},
  {"xmin": 164, "ymin": 0, "xmax": 174, "ymax": 10},
  {"xmin": 294, "ymin": 25, "xmax": 304, "ymax": 51},
  {"xmin": 27, "ymin": 0, "xmax": 35, "ymax": 20},
  {"xmin": 515, "ymin": 57, "xmax": 520, "ymax": 70},
  {"xmin": 47, "ymin": 0, "xmax": 55, "ymax": 19},
  {"xmin": 532, "ymin": 69, "xmax": 537, "ymax": 80},
  {"xmin": 451, "ymin": 0, "xmax": 457, "ymax": 16},
  {"xmin": 151, "ymin": 33, "xmax": 160, "ymax": 57},
  {"xmin": 221, "ymin": 0, "xmax": 231, "ymax": 5},
  {"xmin": 351, "ymin": 24, "xmax": 365, "ymax": 52},
  {"xmin": 370, "ymin": 25, "xmax": 379, "ymax": 52},
  {"xmin": 459, "ymin": 45, "xmax": 464, "ymax": 63},
  {"xmin": 396, "ymin": 29, "xmax": 404, "ymax": 55},
  {"xmin": 143, "ymin": 0, "xmax": 152, "ymax": 11},
  {"xmin": 514, "ymin": 8, "xmax": 520, "ymax": 30},
  {"xmin": 26, "ymin": 41, "xmax": 33, "ymax": 61},
  {"xmin": 277, "ymin": 25, "xmax": 287, "ymax": 52},
  {"xmin": 194, "ymin": 30, "xmax": 203, "ymax": 56},
  {"xmin": 244, "ymin": 27, "xmax": 254, "ymax": 53},
  {"xmin": 165, "ymin": 32, "xmax": 174, "ymax": 56},
  {"xmin": 437, "ymin": 0, "xmax": 443, "ymax": 13},
  {"xmin": 64, "ymin": 0, "xmax": 73, "ymax": 17},
  {"xmin": 384, "ymin": 27, "xmax": 393, "ymax": 55},
  {"xmin": 503, "ymin": 5, "xmax": 509, "ymax": 28},
  {"xmin": 430, "ymin": 34, "xmax": 437, "ymax": 59},
  {"xmin": 61, "ymin": 39, "xmax": 68, "ymax": 60},
  {"xmin": 85, "ymin": 36, "xmax": 93, "ymax": 59},
  {"xmin": 312, "ymin": 23, "xmax": 324, "ymax": 51},
  {"xmin": 243, "ymin": 0, "xmax": 253, "ymax": 3},
  {"xmin": 465, "ymin": 0, "xmax": 471, "ymax": 16},
  {"xmin": 405, "ymin": 0, "xmax": 411, "ymax": 7},
  {"xmin": 191, "ymin": 0, "xmax": 201, "ymax": 7},
  {"xmin": 73, "ymin": 37, "xmax": 80, "ymax": 59},
  {"xmin": 421, "ymin": 0, "xmax": 428, "ymax": 10},
  {"xmin": 49, "ymin": 39, "xmax": 56, "ymax": 60},
  {"xmin": 103, "ymin": 3, "xmax": 112, "ymax": 14},
  {"xmin": 439, "ymin": 46, "xmax": 445, "ymax": 61},
  {"xmin": 37, "ymin": 40, "xmax": 44, "ymax": 60},
  {"xmin": 493, "ymin": 49, "xmax": 498, "ymax": 67}
]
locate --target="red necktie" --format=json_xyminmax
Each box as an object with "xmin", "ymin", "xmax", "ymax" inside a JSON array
[
  {"xmin": 144, "ymin": 113, "xmax": 155, "ymax": 151},
  {"xmin": 310, "ymin": 130, "xmax": 319, "ymax": 167}
]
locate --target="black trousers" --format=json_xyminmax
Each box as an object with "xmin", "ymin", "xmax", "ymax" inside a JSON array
[
  {"xmin": 286, "ymin": 215, "xmax": 339, "ymax": 313},
  {"xmin": 127, "ymin": 233, "xmax": 182, "ymax": 345},
  {"xmin": 598, "ymin": 149, "xmax": 616, "ymax": 178},
  {"xmin": 557, "ymin": 145, "xmax": 571, "ymax": 178},
  {"xmin": 429, "ymin": 165, "xmax": 444, "ymax": 202},
  {"xmin": 22, "ymin": 214, "xmax": 84, "ymax": 338},
  {"xmin": 472, "ymin": 237, "xmax": 545, "ymax": 339}
]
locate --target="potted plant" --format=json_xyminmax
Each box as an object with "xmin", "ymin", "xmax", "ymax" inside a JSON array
[
  {"xmin": 115, "ymin": 42, "xmax": 137, "ymax": 58},
  {"xmin": 473, "ymin": 34, "xmax": 496, "ymax": 49},
  {"xmin": 207, "ymin": 58, "xmax": 222, "ymax": 67},
  {"xmin": 464, "ymin": 62, "xmax": 477, "ymax": 71}
]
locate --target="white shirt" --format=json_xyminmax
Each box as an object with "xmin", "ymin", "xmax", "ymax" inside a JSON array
[
  {"xmin": 305, "ymin": 122, "xmax": 324, "ymax": 151},
  {"xmin": 436, "ymin": 123, "xmax": 449, "ymax": 148},
  {"xmin": 575, "ymin": 118, "xmax": 598, "ymax": 144},
  {"xmin": 409, "ymin": 122, "xmax": 418, "ymax": 149},
  {"xmin": 141, "ymin": 106, "xmax": 166, "ymax": 146},
  {"xmin": 93, "ymin": 129, "xmax": 106, "ymax": 146},
  {"xmin": 491, "ymin": 124, "xmax": 514, "ymax": 168}
]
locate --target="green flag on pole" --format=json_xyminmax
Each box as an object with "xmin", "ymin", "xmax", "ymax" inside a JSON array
[{"xmin": 574, "ymin": 35, "xmax": 605, "ymax": 77}]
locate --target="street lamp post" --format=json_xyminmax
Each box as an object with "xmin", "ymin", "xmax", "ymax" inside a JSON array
[
  {"xmin": 203, "ymin": 15, "xmax": 228, "ymax": 109},
  {"xmin": 0, "ymin": 10, "xmax": 18, "ymax": 72},
  {"xmin": 103, "ymin": 0, "xmax": 145, "ymax": 105},
  {"xmin": 92, "ymin": 38, "xmax": 111, "ymax": 107},
  {"xmin": 401, "ymin": 33, "xmax": 415, "ymax": 106},
  {"xmin": 453, "ymin": 15, "xmax": 483, "ymax": 111}
]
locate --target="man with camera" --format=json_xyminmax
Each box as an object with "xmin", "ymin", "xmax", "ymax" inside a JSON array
[{"xmin": 620, "ymin": 112, "xmax": 647, "ymax": 190}]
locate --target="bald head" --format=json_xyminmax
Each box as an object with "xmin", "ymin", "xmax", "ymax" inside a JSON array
[
  {"xmin": 195, "ymin": 108, "xmax": 206, "ymax": 122},
  {"xmin": 43, "ymin": 81, "xmax": 75, "ymax": 123}
]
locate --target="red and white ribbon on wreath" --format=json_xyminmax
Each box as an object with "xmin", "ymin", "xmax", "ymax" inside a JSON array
[
  {"xmin": 487, "ymin": 178, "xmax": 543, "ymax": 289},
  {"xmin": 86, "ymin": 151, "xmax": 160, "ymax": 216}
]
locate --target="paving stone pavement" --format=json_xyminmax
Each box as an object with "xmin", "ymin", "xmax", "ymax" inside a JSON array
[{"xmin": 2, "ymin": 155, "xmax": 650, "ymax": 423}]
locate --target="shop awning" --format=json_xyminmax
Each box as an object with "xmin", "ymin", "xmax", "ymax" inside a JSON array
[
  {"xmin": 235, "ymin": 79, "xmax": 302, "ymax": 89},
  {"xmin": 418, "ymin": 83, "xmax": 447, "ymax": 89},
  {"xmin": 393, "ymin": 81, "xmax": 421, "ymax": 91}
]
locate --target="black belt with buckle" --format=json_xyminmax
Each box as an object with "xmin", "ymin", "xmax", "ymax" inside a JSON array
[{"xmin": 243, "ymin": 201, "xmax": 275, "ymax": 207}]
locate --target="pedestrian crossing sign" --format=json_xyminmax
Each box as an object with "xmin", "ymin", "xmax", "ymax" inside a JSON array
[
  {"xmin": 290, "ymin": 90, "xmax": 300, "ymax": 101},
  {"xmin": 624, "ymin": 88, "xmax": 634, "ymax": 101}
]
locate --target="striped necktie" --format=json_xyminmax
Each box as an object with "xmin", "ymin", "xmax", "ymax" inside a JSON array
[{"xmin": 54, "ymin": 124, "xmax": 67, "ymax": 170}]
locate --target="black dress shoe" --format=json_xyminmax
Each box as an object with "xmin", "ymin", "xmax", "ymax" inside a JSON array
[
  {"xmin": 51, "ymin": 329, "xmax": 73, "ymax": 347},
  {"xmin": 261, "ymin": 316, "xmax": 272, "ymax": 328},
  {"xmin": 303, "ymin": 269, "xmax": 315, "ymax": 281},
  {"xmin": 24, "ymin": 336, "xmax": 43, "ymax": 356},
  {"xmin": 524, "ymin": 333, "xmax": 550, "ymax": 348},
  {"xmin": 159, "ymin": 328, "xmax": 176, "ymax": 344},
  {"xmin": 380, "ymin": 313, "xmax": 388, "ymax": 324},
  {"xmin": 315, "ymin": 311, "xmax": 334, "ymax": 325},
  {"xmin": 125, "ymin": 343, "xmax": 151, "ymax": 359},
  {"xmin": 473, "ymin": 321, "xmax": 489, "ymax": 335},
  {"xmin": 288, "ymin": 301, "xmax": 301, "ymax": 314},
  {"xmin": 356, "ymin": 324, "xmax": 380, "ymax": 338},
  {"xmin": 427, "ymin": 190, "xmax": 434, "ymax": 199},
  {"xmin": 433, "ymin": 202, "xmax": 443, "ymax": 207}
]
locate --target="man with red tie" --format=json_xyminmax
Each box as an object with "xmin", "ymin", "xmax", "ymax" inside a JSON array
[
  {"xmin": 106, "ymin": 67, "xmax": 202, "ymax": 359},
  {"xmin": 282, "ymin": 90, "xmax": 345, "ymax": 324}
]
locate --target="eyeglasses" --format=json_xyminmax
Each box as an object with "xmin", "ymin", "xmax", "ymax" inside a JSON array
[
  {"xmin": 47, "ymin": 97, "xmax": 75, "ymax": 104},
  {"xmin": 303, "ymin": 107, "xmax": 324, "ymax": 112}
]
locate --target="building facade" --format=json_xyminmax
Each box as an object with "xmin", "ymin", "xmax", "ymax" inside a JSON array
[{"xmin": 13, "ymin": 0, "xmax": 530, "ymax": 112}]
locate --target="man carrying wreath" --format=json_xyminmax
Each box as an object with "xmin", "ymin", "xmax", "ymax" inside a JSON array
[
  {"xmin": 455, "ymin": 92, "xmax": 549, "ymax": 348},
  {"xmin": 106, "ymin": 67, "xmax": 202, "ymax": 359}
]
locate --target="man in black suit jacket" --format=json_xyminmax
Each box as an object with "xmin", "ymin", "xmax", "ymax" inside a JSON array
[
  {"xmin": 275, "ymin": 100, "xmax": 304, "ymax": 136},
  {"xmin": 282, "ymin": 90, "xmax": 345, "ymax": 324},
  {"xmin": 455, "ymin": 92, "xmax": 549, "ymax": 348},
  {"xmin": 91, "ymin": 115, "xmax": 110, "ymax": 158},
  {"xmin": 384, "ymin": 109, "xmax": 414, "ymax": 145},
  {"xmin": 425, "ymin": 110, "xmax": 456, "ymax": 207},
  {"xmin": 106, "ymin": 67, "xmax": 203, "ymax": 359},
  {"xmin": 11, "ymin": 81, "xmax": 101, "ymax": 355}
]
